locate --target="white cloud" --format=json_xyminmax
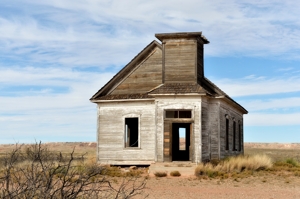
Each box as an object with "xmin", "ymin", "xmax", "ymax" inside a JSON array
[
  {"xmin": 241, "ymin": 97, "xmax": 300, "ymax": 112},
  {"xmin": 212, "ymin": 75, "xmax": 300, "ymax": 97},
  {"xmin": 1, "ymin": 0, "xmax": 300, "ymax": 71},
  {"xmin": 245, "ymin": 112, "xmax": 300, "ymax": 126}
]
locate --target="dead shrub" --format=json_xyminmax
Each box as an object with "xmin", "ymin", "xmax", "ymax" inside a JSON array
[
  {"xmin": 170, "ymin": 171, "xmax": 181, "ymax": 177},
  {"xmin": 154, "ymin": 171, "xmax": 167, "ymax": 177},
  {"xmin": 0, "ymin": 142, "xmax": 148, "ymax": 199}
]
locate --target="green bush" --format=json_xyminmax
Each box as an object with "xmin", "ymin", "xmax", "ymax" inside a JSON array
[{"xmin": 286, "ymin": 158, "xmax": 298, "ymax": 167}]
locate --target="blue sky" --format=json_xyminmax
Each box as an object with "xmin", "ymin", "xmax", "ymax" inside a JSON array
[{"xmin": 1, "ymin": 0, "xmax": 300, "ymax": 144}]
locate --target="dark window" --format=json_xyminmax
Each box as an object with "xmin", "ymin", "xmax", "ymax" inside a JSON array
[
  {"xmin": 233, "ymin": 121, "xmax": 236, "ymax": 151},
  {"xmin": 226, "ymin": 117, "xmax": 229, "ymax": 151},
  {"xmin": 239, "ymin": 123, "xmax": 242, "ymax": 151},
  {"xmin": 166, "ymin": 110, "xmax": 191, "ymax": 118},
  {"xmin": 125, "ymin": 118, "xmax": 138, "ymax": 147}
]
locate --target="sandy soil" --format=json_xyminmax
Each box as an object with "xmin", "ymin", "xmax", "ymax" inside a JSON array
[{"xmin": 144, "ymin": 175, "xmax": 300, "ymax": 199}]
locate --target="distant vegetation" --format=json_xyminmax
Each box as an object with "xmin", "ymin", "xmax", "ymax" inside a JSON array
[
  {"xmin": 0, "ymin": 142, "xmax": 147, "ymax": 199},
  {"xmin": 195, "ymin": 153, "xmax": 300, "ymax": 179}
]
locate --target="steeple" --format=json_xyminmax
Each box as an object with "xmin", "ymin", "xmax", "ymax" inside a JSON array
[{"xmin": 155, "ymin": 32, "xmax": 209, "ymax": 84}]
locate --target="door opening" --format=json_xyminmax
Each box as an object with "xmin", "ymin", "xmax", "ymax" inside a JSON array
[{"xmin": 172, "ymin": 123, "xmax": 190, "ymax": 161}]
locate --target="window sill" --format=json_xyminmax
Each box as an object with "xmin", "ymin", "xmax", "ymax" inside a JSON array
[{"xmin": 123, "ymin": 147, "xmax": 142, "ymax": 150}]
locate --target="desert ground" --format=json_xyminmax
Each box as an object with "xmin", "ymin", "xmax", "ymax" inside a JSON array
[{"xmin": 1, "ymin": 142, "xmax": 300, "ymax": 198}]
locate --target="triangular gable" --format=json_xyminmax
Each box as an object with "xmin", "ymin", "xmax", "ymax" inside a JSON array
[{"xmin": 90, "ymin": 40, "xmax": 162, "ymax": 100}]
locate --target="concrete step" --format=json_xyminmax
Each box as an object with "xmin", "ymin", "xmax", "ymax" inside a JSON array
[{"xmin": 149, "ymin": 161, "xmax": 197, "ymax": 177}]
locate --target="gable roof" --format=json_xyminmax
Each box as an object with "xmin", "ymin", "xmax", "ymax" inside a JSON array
[
  {"xmin": 90, "ymin": 34, "xmax": 247, "ymax": 114},
  {"xmin": 90, "ymin": 40, "xmax": 162, "ymax": 100}
]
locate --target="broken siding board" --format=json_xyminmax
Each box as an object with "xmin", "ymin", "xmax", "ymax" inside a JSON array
[{"xmin": 163, "ymin": 120, "xmax": 171, "ymax": 162}]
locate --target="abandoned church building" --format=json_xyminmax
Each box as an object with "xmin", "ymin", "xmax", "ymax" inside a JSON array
[{"xmin": 90, "ymin": 32, "xmax": 248, "ymax": 165}]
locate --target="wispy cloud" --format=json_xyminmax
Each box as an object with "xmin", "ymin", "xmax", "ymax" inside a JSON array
[
  {"xmin": 1, "ymin": 0, "xmax": 300, "ymax": 143},
  {"xmin": 212, "ymin": 75, "xmax": 300, "ymax": 97}
]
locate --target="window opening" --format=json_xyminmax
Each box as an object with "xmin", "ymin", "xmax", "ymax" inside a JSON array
[
  {"xmin": 233, "ymin": 121, "xmax": 236, "ymax": 151},
  {"xmin": 179, "ymin": 128, "xmax": 186, "ymax": 150},
  {"xmin": 238, "ymin": 123, "xmax": 242, "ymax": 151},
  {"xmin": 125, "ymin": 118, "xmax": 139, "ymax": 147},
  {"xmin": 226, "ymin": 117, "xmax": 229, "ymax": 151},
  {"xmin": 166, "ymin": 110, "xmax": 191, "ymax": 118}
]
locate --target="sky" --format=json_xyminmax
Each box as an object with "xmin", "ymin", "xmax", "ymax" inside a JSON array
[{"xmin": 1, "ymin": 0, "xmax": 300, "ymax": 144}]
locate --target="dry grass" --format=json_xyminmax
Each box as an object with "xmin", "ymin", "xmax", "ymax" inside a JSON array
[
  {"xmin": 170, "ymin": 171, "xmax": 181, "ymax": 177},
  {"xmin": 154, "ymin": 171, "xmax": 168, "ymax": 177},
  {"xmin": 195, "ymin": 154, "xmax": 273, "ymax": 178}
]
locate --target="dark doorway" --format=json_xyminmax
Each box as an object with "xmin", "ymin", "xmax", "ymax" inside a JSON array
[{"xmin": 172, "ymin": 123, "xmax": 190, "ymax": 161}]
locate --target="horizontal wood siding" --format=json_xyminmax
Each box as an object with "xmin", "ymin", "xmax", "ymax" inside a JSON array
[
  {"xmin": 97, "ymin": 101, "xmax": 156, "ymax": 164},
  {"xmin": 112, "ymin": 47, "xmax": 162, "ymax": 95},
  {"xmin": 164, "ymin": 40, "xmax": 196, "ymax": 83}
]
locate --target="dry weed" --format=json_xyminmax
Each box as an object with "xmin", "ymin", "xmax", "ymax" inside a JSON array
[
  {"xmin": 170, "ymin": 171, "xmax": 181, "ymax": 177},
  {"xmin": 154, "ymin": 171, "xmax": 167, "ymax": 177},
  {"xmin": 195, "ymin": 154, "xmax": 273, "ymax": 178}
]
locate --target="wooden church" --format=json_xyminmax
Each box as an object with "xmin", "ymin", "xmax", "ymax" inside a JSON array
[{"xmin": 90, "ymin": 32, "xmax": 248, "ymax": 165}]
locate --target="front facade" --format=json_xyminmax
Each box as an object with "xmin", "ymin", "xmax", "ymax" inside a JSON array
[{"xmin": 90, "ymin": 32, "xmax": 248, "ymax": 165}]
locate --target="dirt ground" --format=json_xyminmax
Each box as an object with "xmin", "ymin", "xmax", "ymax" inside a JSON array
[
  {"xmin": 143, "ymin": 175, "xmax": 300, "ymax": 199},
  {"xmin": 1, "ymin": 142, "xmax": 300, "ymax": 198}
]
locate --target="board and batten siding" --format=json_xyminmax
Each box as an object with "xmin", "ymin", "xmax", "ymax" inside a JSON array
[
  {"xmin": 97, "ymin": 100, "xmax": 156, "ymax": 165},
  {"xmin": 219, "ymin": 101, "xmax": 244, "ymax": 159},
  {"xmin": 201, "ymin": 98, "xmax": 221, "ymax": 161},
  {"xmin": 111, "ymin": 47, "xmax": 162, "ymax": 95},
  {"xmin": 155, "ymin": 96, "xmax": 202, "ymax": 163}
]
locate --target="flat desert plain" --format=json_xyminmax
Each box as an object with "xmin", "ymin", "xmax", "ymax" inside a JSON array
[{"xmin": 1, "ymin": 142, "xmax": 300, "ymax": 199}]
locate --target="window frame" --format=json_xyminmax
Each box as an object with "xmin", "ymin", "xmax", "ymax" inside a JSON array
[
  {"xmin": 233, "ymin": 120, "xmax": 236, "ymax": 151},
  {"xmin": 225, "ymin": 115, "xmax": 229, "ymax": 151},
  {"xmin": 165, "ymin": 110, "xmax": 192, "ymax": 119},
  {"xmin": 238, "ymin": 121, "xmax": 242, "ymax": 151},
  {"xmin": 123, "ymin": 114, "xmax": 141, "ymax": 149}
]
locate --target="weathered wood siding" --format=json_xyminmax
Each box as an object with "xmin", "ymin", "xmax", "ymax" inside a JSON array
[
  {"xmin": 111, "ymin": 47, "xmax": 162, "ymax": 95},
  {"xmin": 201, "ymin": 98, "xmax": 220, "ymax": 161},
  {"xmin": 164, "ymin": 39, "xmax": 197, "ymax": 83},
  {"xmin": 163, "ymin": 120, "xmax": 172, "ymax": 162},
  {"xmin": 201, "ymin": 100, "xmax": 210, "ymax": 161},
  {"xmin": 219, "ymin": 101, "xmax": 244, "ymax": 159},
  {"xmin": 97, "ymin": 100, "xmax": 156, "ymax": 164},
  {"xmin": 155, "ymin": 96, "xmax": 202, "ymax": 163}
]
